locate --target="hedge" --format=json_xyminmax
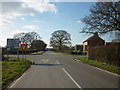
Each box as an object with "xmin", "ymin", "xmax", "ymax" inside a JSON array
[{"xmin": 89, "ymin": 45, "xmax": 120, "ymax": 66}]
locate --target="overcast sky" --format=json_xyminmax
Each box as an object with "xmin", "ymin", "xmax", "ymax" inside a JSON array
[{"xmin": 0, "ymin": 0, "xmax": 112, "ymax": 47}]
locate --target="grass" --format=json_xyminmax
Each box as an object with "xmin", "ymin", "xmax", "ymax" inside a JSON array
[
  {"xmin": 54, "ymin": 52, "xmax": 66, "ymax": 55},
  {"xmin": 54, "ymin": 51, "xmax": 67, "ymax": 55},
  {"xmin": 75, "ymin": 57, "xmax": 120, "ymax": 75},
  {"xmin": 31, "ymin": 51, "xmax": 45, "ymax": 55},
  {"xmin": 2, "ymin": 57, "xmax": 32, "ymax": 89}
]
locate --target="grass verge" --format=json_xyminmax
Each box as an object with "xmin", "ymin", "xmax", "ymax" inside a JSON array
[
  {"xmin": 2, "ymin": 57, "xmax": 32, "ymax": 89},
  {"xmin": 75, "ymin": 57, "xmax": 120, "ymax": 75},
  {"xmin": 31, "ymin": 51, "xmax": 45, "ymax": 55}
]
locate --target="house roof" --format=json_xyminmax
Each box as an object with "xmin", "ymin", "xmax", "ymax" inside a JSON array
[{"xmin": 83, "ymin": 33, "xmax": 105, "ymax": 43}]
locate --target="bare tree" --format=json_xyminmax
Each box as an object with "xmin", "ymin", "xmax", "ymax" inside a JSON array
[
  {"xmin": 112, "ymin": 31, "xmax": 120, "ymax": 42},
  {"xmin": 81, "ymin": 2, "xmax": 120, "ymax": 34},
  {"xmin": 50, "ymin": 30, "xmax": 71, "ymax": 50},
  {"xmin": 13, "ymin": 32, "xmax": 41, "ymax": 47}
]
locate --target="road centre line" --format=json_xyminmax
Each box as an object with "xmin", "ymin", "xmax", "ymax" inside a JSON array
[
  {"xmin": 62, "ymin": 68, "xmax": 82, "ymax": 89},
  {"xmin": 56, "ymin": 60, "xmax": 60, "ymax": 64},
  {"xmin": 10, "ymin": 73, "xmax": 26, "ymax": 88},
  {"xmin": 42, "ymin": 59, "xmax": 49, "ymax": 63}
]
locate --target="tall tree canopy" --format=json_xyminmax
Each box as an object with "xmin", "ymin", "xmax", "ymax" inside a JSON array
[
  {"xmin": 81, "ymin": 2, "xmax": 120, "ymax": 34},
  {"xmin": 13, "ymin": 32, "xmax": 41, "ymax": 47},
  {"xmin": 50, "ymin": 30, "xmax": 71, "ymax": 50}
]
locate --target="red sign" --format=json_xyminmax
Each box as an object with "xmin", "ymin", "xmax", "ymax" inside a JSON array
[{"xmin": 20, "ymin": 44, "xmax": 28, "ymax": 51}]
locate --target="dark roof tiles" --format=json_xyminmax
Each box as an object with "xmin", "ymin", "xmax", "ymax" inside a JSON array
[{"xmin": 83, "ymin": 35, "xmax": 105, "ymax": 43}]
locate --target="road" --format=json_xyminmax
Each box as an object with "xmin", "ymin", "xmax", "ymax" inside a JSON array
[{"xmin": 9, "ymin": 51, "xmax": 119, "ymax": 89}]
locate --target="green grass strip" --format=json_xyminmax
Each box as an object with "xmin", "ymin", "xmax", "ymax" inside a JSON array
[
  {"xmin": 76, "ymin": 57, "xmax": 120, "ymax": 75},
  {"xmin": 31, "ymin": 51, "xmax": 45, "ymax": 55},
  {"xmin": 2, "ymin": 57, "xmax": 32, "ymax": 89}
]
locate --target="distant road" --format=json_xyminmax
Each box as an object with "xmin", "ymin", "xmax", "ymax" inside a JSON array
[{"xmin": 9, "ymin": 51, "xmax": 119, "ymax": 89}]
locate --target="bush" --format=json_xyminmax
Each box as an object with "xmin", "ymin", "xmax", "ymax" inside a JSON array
[{"xmin": 89, "ymin": 45, "xmax": 120, "ymax": 66}]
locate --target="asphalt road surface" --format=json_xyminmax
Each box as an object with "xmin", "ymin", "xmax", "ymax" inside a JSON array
[{"xmin": 9, "ymin": 51, "xmax": 119, "ymax": 89}]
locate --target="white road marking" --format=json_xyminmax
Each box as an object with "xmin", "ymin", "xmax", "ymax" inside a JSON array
[
  {"xmin": 42, "ymin": 59, "xmax": 49, "ymax": 63},
  {"xmin": 10, "ymin": 73, "xmax": 26, "ymax": 88},
  {"xmin": 62, "ymin": 68, "xmax": 82, "ymax": 89},
  {"xmin": 56, "ymin": 60, "xmax": 60, "ymax": 64}
]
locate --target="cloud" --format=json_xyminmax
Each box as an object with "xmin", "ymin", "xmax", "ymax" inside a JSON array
[
  {"xmin": 1, "ymin": 0, "xmax": 60, "ymax": 2},
  {"xmin": 1, "ymin": 0, "xmax": 57, "ymax": 20},
  {"xmin": 76, "ymin": 20, "xmax": 81, "ymax": 23},
  {"xmin": 20, "ymin": 0, "xmax": 57, "ymax": 13},
  {"xmin": 1, "ymin": 2, "xmax": 35, "ymax": 20},
  {"xmin": 20, "ymin": 17, "xmax": 25, "ymax": 20},
  {"xmin": 30, "ymin": 13, "xmax": 35, "ymax": 16},
  {"xmin": 32, "ymin": 20, "xmax": 40, "ymax": 23},
  {"xmin": 23, "ymin": 25, "xmax": 40, "ymax": 30},
  {"xmin": 11, "ymin": 30, "xmax": 27, "ymax": 36},
  {"xmin": 0, "ymin": 19, "xmax": 14, "ymax": 26},
  {"xmin": 0, "ymin": 0, "xmax": 57, "ymax": 27}
]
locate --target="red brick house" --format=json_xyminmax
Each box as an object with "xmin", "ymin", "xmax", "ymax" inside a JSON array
[{"xmin": 83, "ymin": 33, "xmax": 105, "ymax": 52}]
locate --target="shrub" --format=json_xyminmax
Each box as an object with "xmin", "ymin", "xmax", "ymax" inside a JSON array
[{"xmin": 89, "ymin": 45, "xmax": 120, "ymax": 66}]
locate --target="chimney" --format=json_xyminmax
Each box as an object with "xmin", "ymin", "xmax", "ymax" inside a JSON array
[{"xmin": 93, "ymin": 32, "xmax": 98, "ymax": 36}]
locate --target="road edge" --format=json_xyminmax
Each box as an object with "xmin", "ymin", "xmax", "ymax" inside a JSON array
[{"xmin": 74, "ymin": 59, "xmax": 120, "ymax": 77}]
